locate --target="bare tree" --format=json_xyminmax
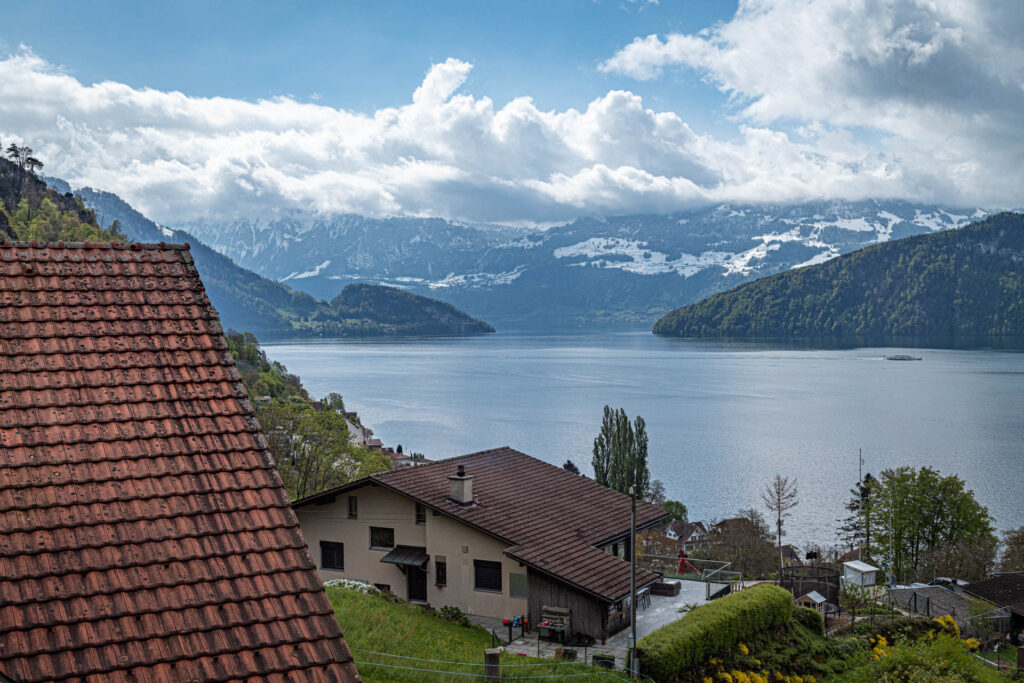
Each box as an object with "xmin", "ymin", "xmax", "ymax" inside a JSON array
[{"xmin": 761, "ymin": 474, "xmax": 799, "ymax": 573}]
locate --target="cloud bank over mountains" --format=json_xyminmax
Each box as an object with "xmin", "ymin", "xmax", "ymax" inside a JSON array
[{"xmin": 0, "ymin": 0, "xmax": 1019, "ymax": 225}]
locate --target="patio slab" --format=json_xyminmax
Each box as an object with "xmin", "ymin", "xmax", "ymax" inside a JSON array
[{"xmin": 499, "ymin": 579, "xmax": 729, "ymax": 669}]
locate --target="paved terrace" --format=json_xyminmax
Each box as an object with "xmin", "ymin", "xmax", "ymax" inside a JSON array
[{"xmin": 469, "ymin": 579, "xmax": 728, "ymax": 670}]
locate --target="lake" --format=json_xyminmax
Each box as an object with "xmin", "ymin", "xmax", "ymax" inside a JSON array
[{"xmin": 265, "ymin": 329, "xmax": 1024, "ymax": 547}]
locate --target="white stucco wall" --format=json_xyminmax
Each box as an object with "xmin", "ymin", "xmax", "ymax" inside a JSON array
[{"xmin": 296, "ymin": 484, "xmax": 528, "ymax": 620}]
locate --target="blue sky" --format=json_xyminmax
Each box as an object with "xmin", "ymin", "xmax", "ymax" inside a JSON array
[
  {"xmin": 1, "ymin": 1, "xmax": 1021, "ymax": 224},
  {"xmin": 7, "ymin": 1, "xmax": 735, "ymax": 131}
]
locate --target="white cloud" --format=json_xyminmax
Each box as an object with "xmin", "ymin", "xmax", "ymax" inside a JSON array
[
  {"xmin": 600, "ymin": 0, "xmax": 1024, "ymax": 209},
  {"xmin": 0, "ymin": 22, "xmax": 1016, "ymax": 227}
]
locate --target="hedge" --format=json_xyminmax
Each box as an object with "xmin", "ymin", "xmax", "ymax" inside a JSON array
[
  {"xmin": 794, "ymin": 605, "xmax": 825, "ymax": 636},
  {"xmin": 637, "ymin": 583, "xmax": 794, "ymax": 681}
]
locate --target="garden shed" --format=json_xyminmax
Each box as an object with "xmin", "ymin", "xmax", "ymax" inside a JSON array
[{"xmin": 843, "ymin": 560, "xmax": 879, "ymax": 588}]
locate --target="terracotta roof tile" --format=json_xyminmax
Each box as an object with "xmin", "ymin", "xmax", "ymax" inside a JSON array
[{"xmin": 0, "ymin": 242, "xmax": 359, "ymax": 682}]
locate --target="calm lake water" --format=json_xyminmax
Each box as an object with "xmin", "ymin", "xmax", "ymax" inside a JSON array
[{"xmin": 265, "ymin": 329, "xmax": 1024, "ymax": 546}]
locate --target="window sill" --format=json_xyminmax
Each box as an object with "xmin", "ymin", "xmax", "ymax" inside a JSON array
[
  {"xmin": 473, "ymin": 588, "xmax": 503, "ymax": 594},
  {"xmin": 370, "ymin": 546, "xmax": 395, "ymax": 551}
]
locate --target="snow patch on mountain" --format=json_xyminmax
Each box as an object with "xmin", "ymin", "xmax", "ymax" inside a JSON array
[
  {"xmin": 554, "ymin": 238, "xmax": 733, "ymax": 277},
  {"xmin": 282, "ymin": 260, "xmax": 332, "ymax": 281}
]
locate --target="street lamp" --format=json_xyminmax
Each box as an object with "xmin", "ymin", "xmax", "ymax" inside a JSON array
[{"xmin": 629, "ymin": 485, "xmax": 637, "ymax": 679}]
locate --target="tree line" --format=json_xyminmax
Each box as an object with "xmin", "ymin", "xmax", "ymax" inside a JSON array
[{"xmin": 226, "ymin": 331, "xmax": 392, "ymax": 500}]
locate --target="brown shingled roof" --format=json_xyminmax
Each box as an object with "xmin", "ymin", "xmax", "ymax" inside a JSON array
[
  {"xmin": 0, "ymin": 241, "xmax": 359, "ymax": 682},
  {"xmin": 295, "ymin": 447, "xmax": 668, "ymax": 601},
  {"xmin": 964, "ymin": 572, "xmax": 1024, "ymax": 614}
]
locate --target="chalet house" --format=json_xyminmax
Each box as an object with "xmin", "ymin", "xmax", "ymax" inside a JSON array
[
  {"xmin": 664, "ymin": 520, "xmax": 710, "ymax": 551},
  {"xmin": 0, "ymin": 242, "xmax": 359, "ymax": 681},
  {"xmin": 963, "ymin": 572, "xmax": 1024, "ymax": 641},
  {"xmin": 781, "ymin": 545, "xmax": 803, "ymax": 568},
  {"xmin": 293, "ymin": 447, "xmax": 668, "ymax": 643}
]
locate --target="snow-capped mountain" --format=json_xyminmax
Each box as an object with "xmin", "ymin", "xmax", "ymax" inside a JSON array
[{"xmin": 179, "ymin": 200, "xmax": 987, "ymax": 324}]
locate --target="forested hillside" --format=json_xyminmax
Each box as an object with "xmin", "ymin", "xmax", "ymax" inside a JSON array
[
  {"xmin": 654, "ymin": 213, "xmax": 1024, "ymax": 341},
  {"xmin": 318, "ymin": 283, "xmax": 495, "ymax": 336},
  {"xmin": 0, "ymin": 152, "xmax": 122, "ymax": 242}
]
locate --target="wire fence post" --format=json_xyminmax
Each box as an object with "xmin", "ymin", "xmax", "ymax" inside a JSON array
[{"xmin": 484, "ymin": 648, "xmax": 501, "ymax": 680}]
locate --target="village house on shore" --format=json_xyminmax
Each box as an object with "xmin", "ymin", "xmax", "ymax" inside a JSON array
[{"xmin": 293, "ymin": 447, "xmax": 668, "ymax": 643}]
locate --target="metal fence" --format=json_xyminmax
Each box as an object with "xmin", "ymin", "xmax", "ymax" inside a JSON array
[{"xmin": 636, "ymin": 554, "xmax": 743, "ymax": 600}]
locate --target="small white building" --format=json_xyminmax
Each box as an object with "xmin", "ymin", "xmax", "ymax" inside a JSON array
[
  {"xmin": 843, "ymin": 560, "xmax": 879, "ymax": 588},
  {"xmin": 797, "ymin": 590, "xmax": 828, "ymax": 613}
]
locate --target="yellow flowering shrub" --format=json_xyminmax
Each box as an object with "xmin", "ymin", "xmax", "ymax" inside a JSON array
[{"xmin": 738, "ymin": 642, "xmax": 750, "ymax": 656}]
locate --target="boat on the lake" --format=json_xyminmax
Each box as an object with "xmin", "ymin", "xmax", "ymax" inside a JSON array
[{"xmin": 884, "ymin": 354, "xmax": 923, "ymax": 361}]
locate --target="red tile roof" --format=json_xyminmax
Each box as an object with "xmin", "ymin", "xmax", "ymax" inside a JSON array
[
  {"xmin": 0, "ymin": 242, "xmax": 359, "ymax": 682},
  {"xmin": 295, "ymin": 447, "xmax": 668, "ymax": 602}
]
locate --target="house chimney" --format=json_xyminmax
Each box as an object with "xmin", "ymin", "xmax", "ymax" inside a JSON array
[{"xmin": 449, "ymin": 464, "xmax": 474, "ymax": 506}]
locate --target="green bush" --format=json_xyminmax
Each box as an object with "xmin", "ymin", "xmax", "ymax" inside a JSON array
[
  {"xmin": 794, "ymin": 605, "xmax": 825, "ymax": 635},
  {"xmin": 637, "ymin": 583, "xmax": 794, "ymax": 681},
  {"xmin": 439, "ymin": 605, "xmax": 471, "ymax": 627}
]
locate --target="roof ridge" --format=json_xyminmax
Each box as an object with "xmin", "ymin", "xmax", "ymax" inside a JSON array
[{"xmin": 0, "ymin": 240, "xmax": 190, "ymax": 250}]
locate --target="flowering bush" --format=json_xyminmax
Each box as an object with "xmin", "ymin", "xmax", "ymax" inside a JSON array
[{"xmin": 323, "ymin": 578, "xmax": 378, "ymax": 593}]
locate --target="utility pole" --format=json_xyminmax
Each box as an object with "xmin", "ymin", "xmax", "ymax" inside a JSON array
[
  {"xmin": 629, "ymin": 485, "xmax": 637, "ymax": 679},
  {"xmin": 858, "ymin": 449, "xmax": 863, "ymax": 561}
]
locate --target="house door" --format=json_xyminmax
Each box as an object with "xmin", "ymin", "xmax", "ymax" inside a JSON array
[{"xmin": 408, "ymin": 566, "xmax": 427, "ymax": 602}]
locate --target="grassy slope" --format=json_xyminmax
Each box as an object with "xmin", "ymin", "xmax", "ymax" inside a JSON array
[
  {"xmin": 326, "ymin": 587, "xmax": 628, "ymax": 683},
  {"xmin": 328, "ymin": 585, "xmax": 1013, "ymax": 683}
]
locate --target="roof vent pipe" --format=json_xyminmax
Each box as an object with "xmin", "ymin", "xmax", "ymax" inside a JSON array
[{"xmin": 449, "ymin": 465, "xmax": 473, "ymax": 506}]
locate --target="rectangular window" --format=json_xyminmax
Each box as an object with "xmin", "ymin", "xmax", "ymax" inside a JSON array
[
  {"xmin": 415, "ymin": 503, "xmax": 427, "ymax": 525},
  {"xmin": 320, "ymin": 541, "xmax": 344, "ymax": 571},
  {"xmin": 348, "ymin": 495, "xmax": 358, "ymax": 519},
  {"xmin": 374, "ymin": 583, "xmax": 391, "ymax": 593},
  {"xmin": 474, "ymin": 560, "xmax": 502, "ymax": 593},
  {"xmin": 436, "ymin": 556, "xmax": 447, "ymax": 586},
  {"xmin": 370, "ymin": 526, "xmax": 395, "ymax": 549}
]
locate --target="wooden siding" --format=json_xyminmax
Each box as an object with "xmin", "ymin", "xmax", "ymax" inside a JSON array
[{"xmin": 527, "ymin": 568, "xmax": 626, "ymax": 644}]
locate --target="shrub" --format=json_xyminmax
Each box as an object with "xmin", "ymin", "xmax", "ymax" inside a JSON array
[
  {"xmin": 793, "ymin": 606, "xmax": 825, "ymax": 636},
  {"xmin": 637, "ymin": 584, "xmax": 794, "ymax": 681},
  {"xmin": 439, "ymin": 604, "xmax": 471, "ymax": 627}
]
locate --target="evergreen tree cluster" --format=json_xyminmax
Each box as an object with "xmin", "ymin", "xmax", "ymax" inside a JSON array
[
  {"xmin": 654, "ymin": 212, "xmax": 1024, "ymax": 341},
  {"xmin": 591, "ymin": 405, "xmax": 651, "ymax": 498}
]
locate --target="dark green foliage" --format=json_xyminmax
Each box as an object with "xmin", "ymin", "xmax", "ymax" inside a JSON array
[
  {"xmin": 832, "ymin": 631, "xmax": 1007, "ymax": 683},
  {"xmin": 636, "ymin": 583, "xmax": 793, "ymax": 681},
  {"xmin": 870, "ymin": 466, "xmax": 997, "ymax": 583},
  {"xmin": 661, "ymin": 500, "xmax": 688, "ymax": 522},
  {"xmin": 224, "ymin": 330, "xmax": 391, "ymax": 500},
  {"xmin": 438, "ymin": 605, "xmax": 471, "ymax": 627},
  {"xmin": 0, "ymin": 156, "xmax": 122, "ymax": 243},
  {"xmin": 849, "ymin": 615, "xmax": 939, "ymax": 643},
  {"xmin": 591, "ymin": 405, "xmax": 650, "ymax": 497},
  {"xmin": 225, "ymin": 330, "xmax": 309, "ymax": 400},
  {"xmin": 654, "ymin": 212, "xmax": 1024, "ymax": 341},
  {"xmin": 794, "ymin": 605, "xmax": 825, "ymax": 635},
  {"xmin": 318, "ymin": 283, "xmax": 495, "ymax": 337}
]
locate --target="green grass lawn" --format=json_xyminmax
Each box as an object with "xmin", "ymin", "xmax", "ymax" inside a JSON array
[{"xmin": 326, "ymin": 586, "xmax": 631, "ymax": 682}]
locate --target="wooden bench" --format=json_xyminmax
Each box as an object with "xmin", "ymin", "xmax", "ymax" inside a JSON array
[{"xmin": 539, "ymin": 605, "xmax": 571, "ymax": 643}]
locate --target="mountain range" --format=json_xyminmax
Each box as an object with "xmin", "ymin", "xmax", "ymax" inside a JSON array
[
  {"xmin": 654, "ymin": 212, "xmax": 1024, "ymax": 341},
  {"xmin": 46, "ymin": 179, "xmax": 492, "ymax": 338},
  {"xmin": 176, "ymin": 202, "xmax": 988, "ymax": 325}
]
